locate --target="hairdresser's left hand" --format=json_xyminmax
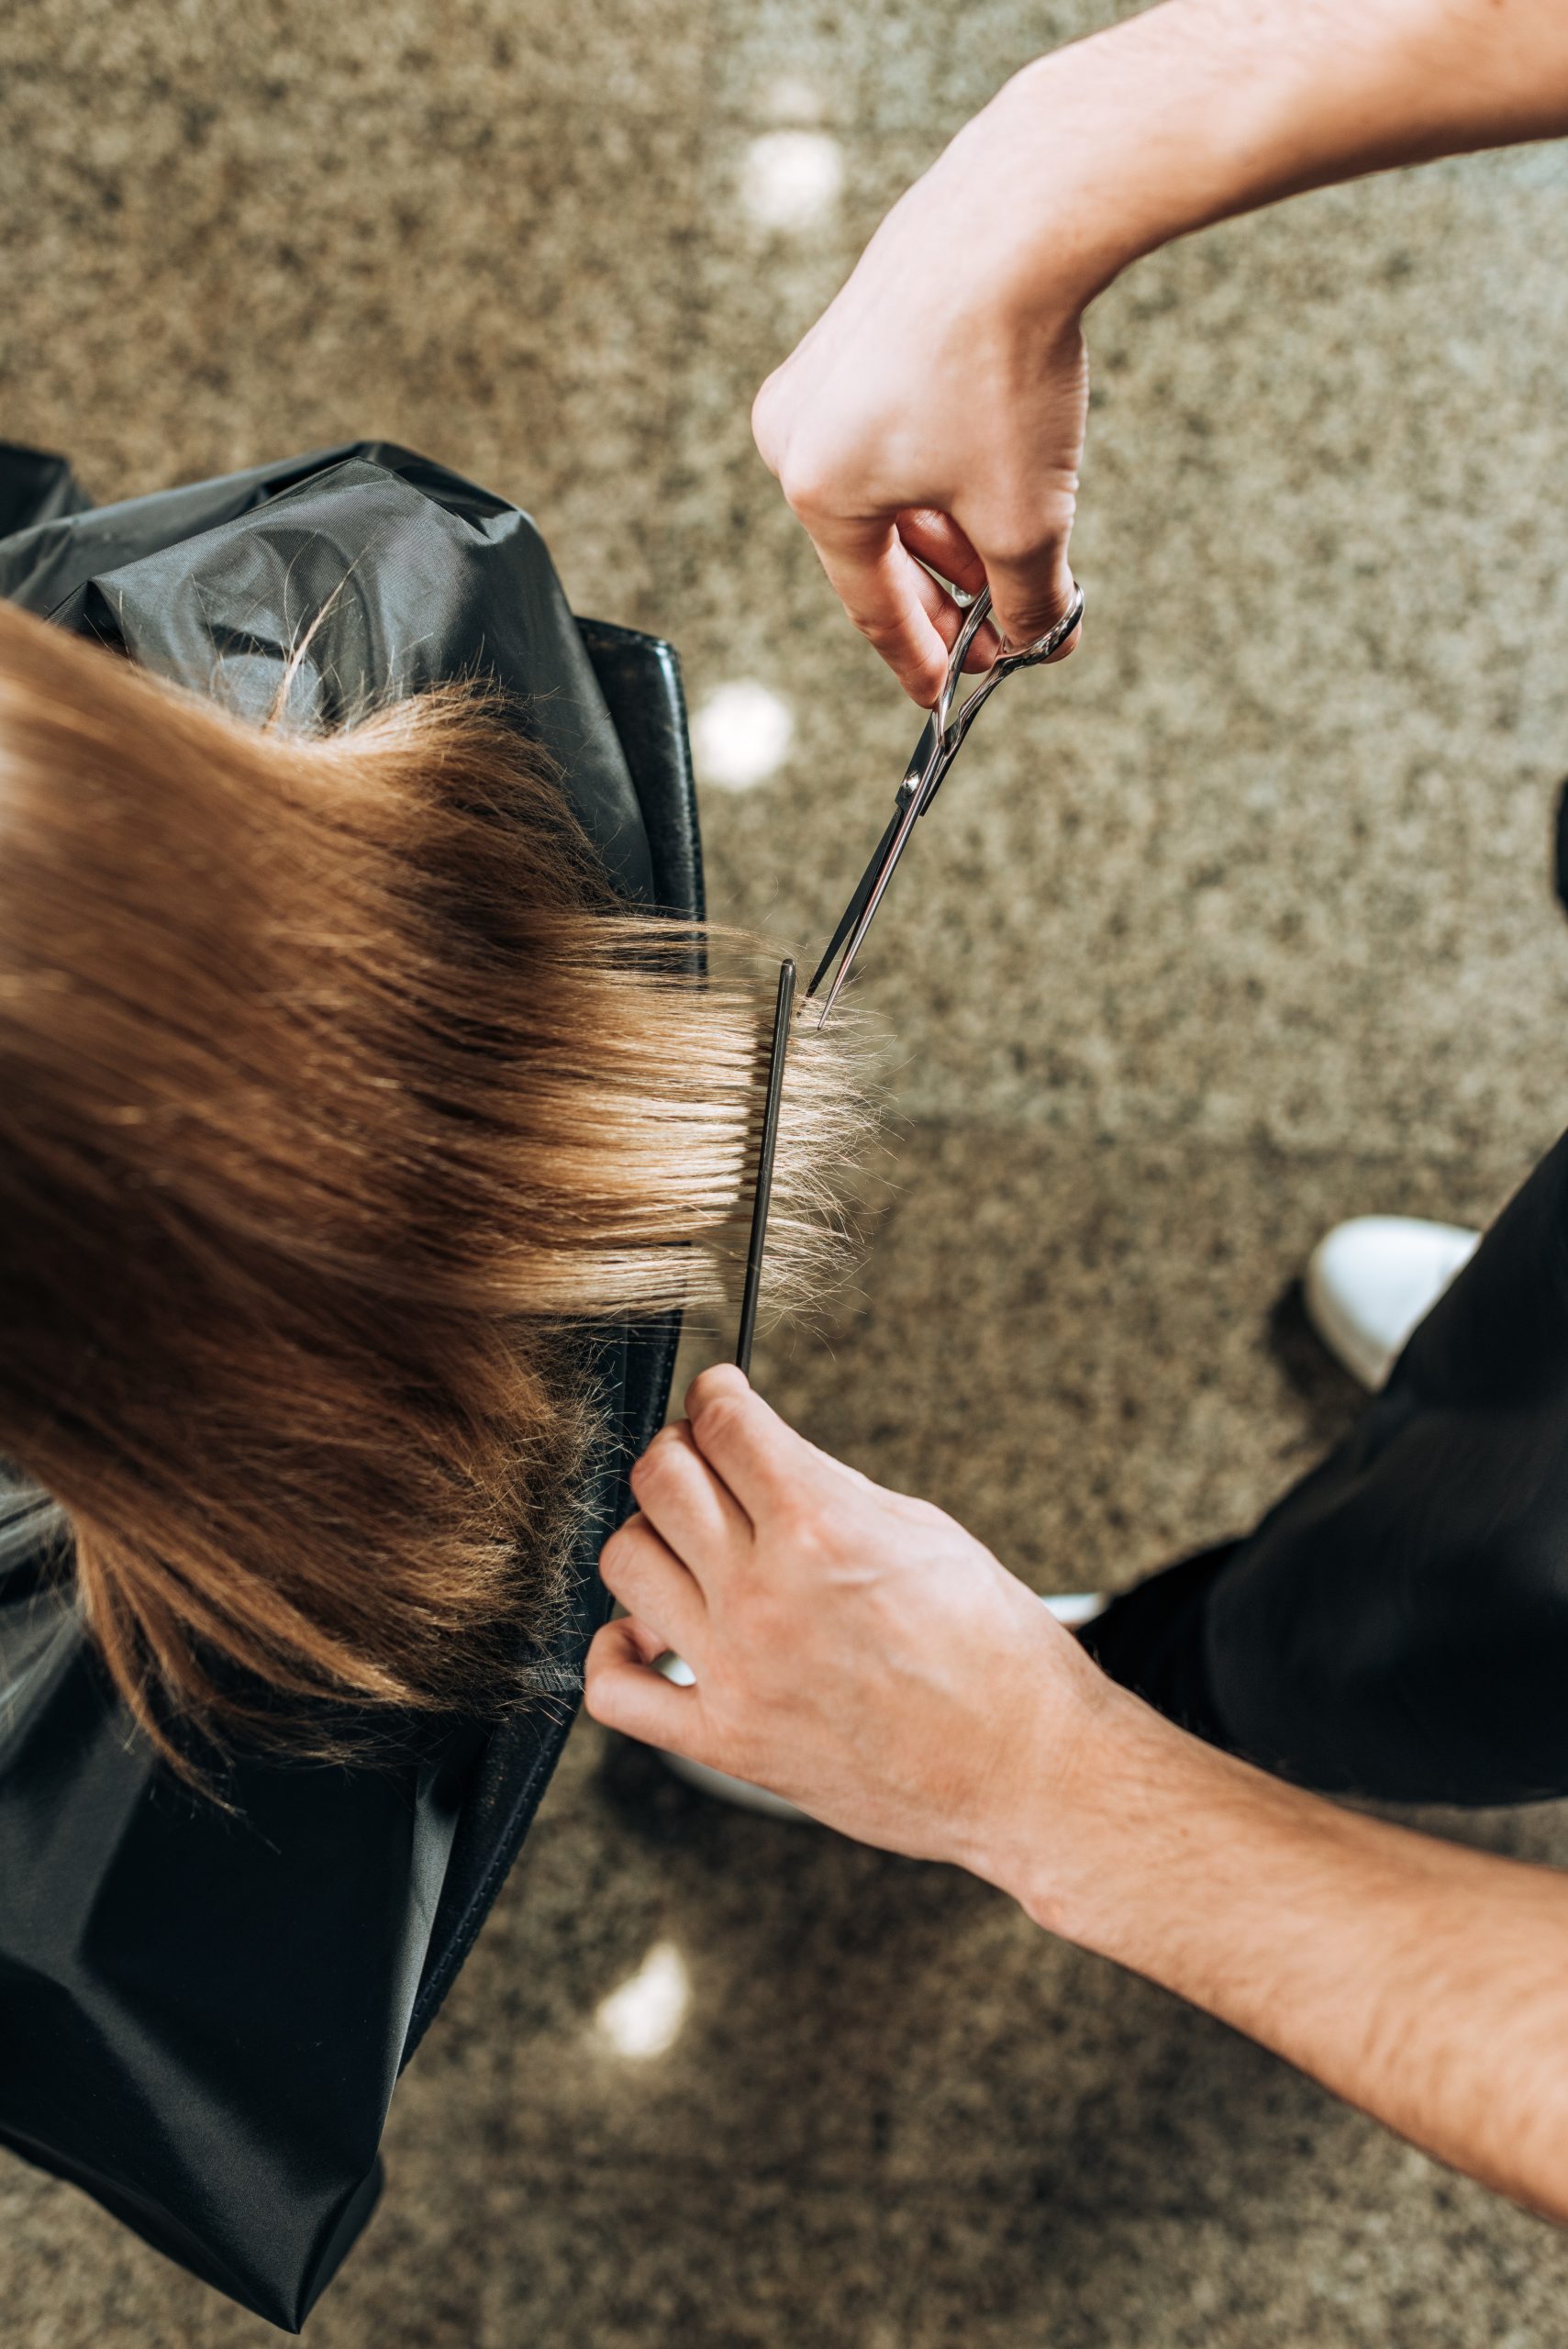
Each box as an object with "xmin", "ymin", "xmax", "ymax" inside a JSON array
[
  {"xmin": 585, "ymin": 1366, "xmax": 1113, "ymax": 1878},
  {"xmin": 589, "ymin": 1369, "xmax": 1568, "ymax": 2232}
]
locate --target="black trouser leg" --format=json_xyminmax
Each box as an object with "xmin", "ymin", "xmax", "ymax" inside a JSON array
[{"xmin": 1083, "ymin": 1124, "xmax": 1568, "ymax": 1806}]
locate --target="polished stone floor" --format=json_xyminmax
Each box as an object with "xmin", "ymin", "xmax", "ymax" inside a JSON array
[{"xmin": 6, "ymin": 0, "xmax": 1568, "ymax": 2341}]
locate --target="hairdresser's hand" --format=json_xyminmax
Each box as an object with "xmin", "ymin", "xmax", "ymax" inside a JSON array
[
  {"xmin": 585, "ymin": 1366, "xmax": 1113, "ymax": 1880},
  {"xmin": 751, "ymin": 80, "xmax": 1094, "ymax": 707},
  {"xmin": 757, "ymin": 0, "xmax": 1568, "ymax": 707},
  {"xmin": 590, "ymin": 1377, "xmax": 1568, "ymax": 2231}
]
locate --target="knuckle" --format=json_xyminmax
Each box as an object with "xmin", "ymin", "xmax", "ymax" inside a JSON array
[
  {"xmin": 598, "ymin": 1526, "xmax": 638, "ymax": 1586},
  {"xmin": 773, "ymin": 1498, "xmax": 831, "ymax": 1560},
  {"xmin": 694, "ymin": 1393, "xmax": 745, "ymax": 1450},
  {"xmin": 688, "ymin": 1363, "xmax": 746, "ymax": 1413},
  {"xmin": 778, "ymin": 459, "xmax": 841, "ymax": 527},
  {"xmin": 630, "ymin": 1426, "xmax": 680, "ymax": 1492},
  {"xmin": 852, "ymin": 607, "xmax": 911, "ymax": 651},
  {"xmin": 751, "ymin": 384, "xmax": 782, "ymax": 470},
  {"xmin": 584, "ymin": 1666, "xmax": 632, "ymax": 1734}
]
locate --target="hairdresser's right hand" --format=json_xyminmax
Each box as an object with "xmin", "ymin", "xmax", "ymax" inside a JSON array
[
  {"xmin": 751, "ymin": 65, "xmax": 1104, "ymax": 707},
  {"xmin": 759, "ymin": 0, "xmax": 1568, "ymax": 705},
  {"xmin": 585, "ymin": 1368, "xmax": 1120, "ymax": 1887}
]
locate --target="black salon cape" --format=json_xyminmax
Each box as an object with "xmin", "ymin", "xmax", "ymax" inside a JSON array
[{"xmin": 0, "ymin": 442, "xmax": 702, "ymax": 2329}]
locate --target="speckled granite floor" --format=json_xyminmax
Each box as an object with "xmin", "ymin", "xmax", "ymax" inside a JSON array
[{"xmin": 7, "ymin": 1, "xmax": 1568, "ymax": 2342}]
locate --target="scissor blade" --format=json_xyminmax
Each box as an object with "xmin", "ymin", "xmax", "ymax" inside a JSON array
[
  {"xmin": 806, "ymin": 807, "xmax": 903, "ymax": 998},
  {"xmin": 815, "ymin": 785, "xmax": 926, "ymax": 1024},
  {"xmin": 806, "ymin": 710, "xmax": 941, "ymax": 998}
]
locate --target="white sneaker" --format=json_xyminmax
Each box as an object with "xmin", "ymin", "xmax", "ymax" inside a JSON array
[
  {"xmin": 1305, "ymin": 1214, "xmax": 1480, "ymax": 1390},
  {"xmin": 1042, "ymin": 1591, "xmax": 1107, "ymax": 1629},
  {"xmin": 653, "ymin": 1590, "xmax": 1107, "ymax": 1820}
]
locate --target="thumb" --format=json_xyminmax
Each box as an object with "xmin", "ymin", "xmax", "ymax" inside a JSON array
[{"xmin": 974, "ymin": 529, "xmax": 1082, "ymax": 662}]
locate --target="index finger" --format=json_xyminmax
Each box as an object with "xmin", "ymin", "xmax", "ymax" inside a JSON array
[
  {"xmin": 684, "ymin": 1364, "xmax": 832, "ymax": 1522},
  {"xmin": 797, "ymin": 507, "xmax": 958, "ymax": 707}
]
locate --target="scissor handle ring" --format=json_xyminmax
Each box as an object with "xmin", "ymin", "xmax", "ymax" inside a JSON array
[
  {"xmin": 1006, "ymin": 579, "xmax": 1085, "ymax": 667},
  {"xmin": 934, "ymin": 579, "xmax": 1084, "ymax": 747}
]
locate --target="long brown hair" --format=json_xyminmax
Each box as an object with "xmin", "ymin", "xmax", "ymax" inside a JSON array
[{"xmin": 0, "ymin": 602, "xmax": 871, "ymax": 1765}]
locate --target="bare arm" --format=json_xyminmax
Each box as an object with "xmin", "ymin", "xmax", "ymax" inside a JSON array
[
  {"xmin": 1011, "ymin": 1675, "xmax": 1568, "ymax": 2220},
  {"xmin": 756, "ymin": 0, "xmax": 1568, "ymax": 698},
  {"xmin": 586, "ymin": 1369, "xmax": 1568, "ymax": 2222}
]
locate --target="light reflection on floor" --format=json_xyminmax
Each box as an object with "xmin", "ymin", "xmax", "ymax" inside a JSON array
[
  {"xmin": 740, "ymin": 130, "xmax": 844, "ymax": 232},
  {"xmin": 691, "ymin": 679, "xmax": 795, "ymax": 789},
  {"xmin": 593, "ymin": 1939, "xmax": 692, "ymax": 2060}
]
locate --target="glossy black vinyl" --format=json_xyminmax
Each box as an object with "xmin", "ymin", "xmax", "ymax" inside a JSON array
[{"xmin": 0, "ymin": 441, "xmax": 697, "ymax": 2327}]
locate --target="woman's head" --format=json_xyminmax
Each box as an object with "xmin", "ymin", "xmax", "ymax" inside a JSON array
[{"xmin": 0, "ymin": 602, "xmax": 873, "ymax": 1765}]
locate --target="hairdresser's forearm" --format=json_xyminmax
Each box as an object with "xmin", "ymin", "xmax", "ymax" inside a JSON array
[
  {"xmin": 593, "ymin": 1372, "xmax": 1568, "ymax": 2220},
  {"xmin": 989, "ymin": 1685, "xmax": 1568, "ymax": 2221},
  {"xmin": 990, "ymin": 0, "xmax": 1568, "ymax": 304}
]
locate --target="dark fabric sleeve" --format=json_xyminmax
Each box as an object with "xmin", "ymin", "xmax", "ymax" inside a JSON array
[{"xmin": 1091, "ymin": 1125, "xmax": 1568, "ymax": 1808}]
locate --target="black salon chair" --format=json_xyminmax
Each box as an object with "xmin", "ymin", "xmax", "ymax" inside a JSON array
[{"xmin": 0, "ymin": 441, "xmax": 702, "ymax": 2328}]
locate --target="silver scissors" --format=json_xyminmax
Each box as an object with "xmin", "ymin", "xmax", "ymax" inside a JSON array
[{"xmin": 806, "ymin": 579, "xmax": 1084, "ymax": 1022}]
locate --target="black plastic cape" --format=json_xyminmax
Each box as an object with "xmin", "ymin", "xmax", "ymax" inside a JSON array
[{"xmin": 0, "ymin": 441, "xmax": 702, "ymax": 2329}]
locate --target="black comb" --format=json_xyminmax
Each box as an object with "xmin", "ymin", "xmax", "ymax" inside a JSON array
[{"xmin": 734, "ymin": 958, "xmax": 796, "ymax": 1375}]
